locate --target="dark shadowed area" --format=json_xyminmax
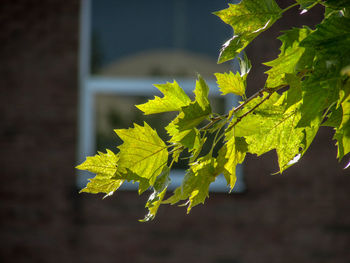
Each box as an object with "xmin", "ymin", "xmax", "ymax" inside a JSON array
[{"xmin": 0, "ymin": 0, "xmax": 349, "ymax": 263}]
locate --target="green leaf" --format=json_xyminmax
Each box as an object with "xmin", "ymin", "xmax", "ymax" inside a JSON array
[
  {"xmin": 217, "ymin": 36, "xmax": 246, "ymax": 64},
  {"xmin": 176, "ymin": 76, "xmax": 211, "ymax": 130},
  {"xmin": 238, "ymin": 52, "xmax": 252, "ymax": 77},
  {"xmin": 324, "ymin": 0, "xmax": 350, "ymax": 9},
  {"xmin": 140, "ymin": 166, "xmax": 170, "ymax": 222},
  {"xmin": 214, "ymin": 0, "xmax": 282, "ymax": 63},
  {"xmin": 300, "ymin": 16, "xmax": 350, "ymax": 58},
  {"xmin": 80, "ymin": 176, "xmax": 124, "ymax": 197},
  {"xmin": 334, "ymin": 94, "xmax": 350, "ymax": 160},
  {"xmin": 166, "ymin": 123, "xmax": 203, "ymax": 151},
  {"xmin": 163, "ymin": 155, "xmax": 217, "ymax": 213},
  {"xmin": 115, "ymin": 122, "xmax": 168, "ymax": 186},
  {"xmin": 76, "ymin": 149, "xmax": 118, "ymax": 178},
  {"xmin": 176, "ymin": 102, "xmax": 211, "ymax": 130},
  {"xmin": 76, "ymin": 150, "xmax": 124, "ymax": 197},
  {"xmin": 234, "ymin": 92, "xmax": 282, "ymax": 137},
  {"xmin": 264, "ymin": 27, "xmax": 312, "ymax": 88},
  {"xmin": 298, "ymin": 73, "xmax": 340, "ymax": 127},
  {"xmin": 120, "ymin": 170, "xmax": 151, "ymax": 195},
  {"xmin": 250, "ymin": 111, "xmax": 305, "ymax": 172},
  {"xmin": 341, "ymin": 65, "xmax": 350, "ymax": 77},
  {"xmin": 166, "ymin": 76, "xmax": 211, "ymax": 150},
  {"xmin": 339, "ymin": 79, "xmax": 350, "ymax": 106},
  {"xmin": 215, "ymin": 71, "xmax": 246, "ymax": 96},
  {"xmin": 165, "ymin": 102, "xmax": 210, "ymax": 149},
  {"xmin": 194, "ymin": 75, "xmax": 211, "ymax": 111},
  {"xmin": 136, "ymin": 81, "xmax": 191, "ymax": 115},
  {"xmin": 322, "ymin": 105, "xmax": 342, "ymax": 127},
  {"xmin": 235, "ymin": 93, "xmax": 314, "ymax": 172},
  {"xmin": 302, "ymin": 115, "xmax": 322, "ymax": 155},
  {"xmin": 217, "ymin": 130, "xmax": 247, "ymax": 190},
  {"xmin": 284, "ymin": 74, "xmax": 303, "ymax": 109}
]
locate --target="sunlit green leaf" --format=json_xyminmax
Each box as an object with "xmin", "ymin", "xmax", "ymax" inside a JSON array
[
  {"xmin": 166, "ymin": 123, "xmax": 203, "ymax": 151},
  {"xmin": 194, "ymin": 75, "xmax": 211, "ymax": 111},
  {"xmin": 334, "ymin": 94, "xmax": 350, "ymax": 160},
  {"xmin": 80, "ymin": 176, "xmax": 124, "ymax": 197},
  {"xmin": 217, "ymin": 130, "xmax": 247, "ymax": 190},
  {"xmin": 136, "ymin": 81, "xmax": 191, "ymax": 115},
  {"xmin": 76, "ymin": 149, "xmax": 118, "ymax": 178},
  {"xmin": 140, "ymin": 166, "xmax": 170, "ymax": 222},
  {"xmin": 265, "ymin": 27, "xmax": 312, "ymax": 88},
  {"xmin": 234, "ymin": 92, "xmax": 313, "ymax": 172},
  {"xmin": 165, "ymin": 76, "xmax": 211, "ymax": 150},
  {"xmin": 214, "ymin": 0, "xmax": 282, "ymax": 63},
  {"xmin": 115, "ymin": 122, "xmax": 168, "ymax": 186},
  {"xmin": 164, "ymin": 155, "xmax": 217, "ymax": 212},
  {"xmin": 283, "ymin": 74, "xmax": 302, "ymax": 109},
  {"xmin": 215, "ymin": 71, "xmax": 246, "ymax": 96}
]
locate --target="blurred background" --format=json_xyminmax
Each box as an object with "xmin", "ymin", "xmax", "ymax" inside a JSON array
[{"xmin": 1, "ymin": 0, "xmax": 349, "ymax": 262}]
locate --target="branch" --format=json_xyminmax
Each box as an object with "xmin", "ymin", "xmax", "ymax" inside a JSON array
[
  {"xmin": 227, "ymin": 90, "xmax": 274, "ymax": 133},
  {"xmin": 200, "ymin": 88, "xmax": 268, "ymax": 131}
]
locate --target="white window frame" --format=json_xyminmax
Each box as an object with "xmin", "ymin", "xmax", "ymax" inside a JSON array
[{"xmin": 77, "ymin": 0, "xmax": 245, "ymax": 192}]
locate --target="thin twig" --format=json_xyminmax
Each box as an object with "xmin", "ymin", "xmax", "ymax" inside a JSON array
[
  {"xmin": 281, "ymin": 2, "xmax": 299, "ymax": 14},
  {"xmin": 226, "ymin": 91, "xmax": 274, "ymax": 133},
  {"xmin": 231, "ymin": 87, "xmax": 269, "ymax": 115}
]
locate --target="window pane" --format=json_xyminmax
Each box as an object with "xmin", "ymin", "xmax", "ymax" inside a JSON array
[{"xmin": 90, "ymin": 0, "xmax": 233, "ymax": 78}]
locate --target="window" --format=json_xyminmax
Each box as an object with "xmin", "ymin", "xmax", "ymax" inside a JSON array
[{"xmin": 77, "ymin": 0, "xmax": 245, "ymax": 192}]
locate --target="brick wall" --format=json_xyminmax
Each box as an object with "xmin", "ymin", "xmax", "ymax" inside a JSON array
[
  {"xmin": 1, "ymin": 1, "xmax": 349, "ymax": 263},
  {"xmin": 0, "ymin": 1, "xmax": 79, "ymax": 262}
]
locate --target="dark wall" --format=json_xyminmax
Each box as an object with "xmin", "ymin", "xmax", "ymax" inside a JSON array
[
  {"xmin": 0, "ymin": 1, "xmax": 349, "ymax": 263},
  {"xmin": 0, "ymin": 0, "xmax": 79, "ymax": 262}
]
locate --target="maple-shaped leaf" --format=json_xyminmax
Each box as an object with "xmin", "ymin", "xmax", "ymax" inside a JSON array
[
  {"xmin": 115, "ymin": 122, "xmax": 168, "ymax": 186},
  {"xmin": 265, "ymin": 27, "xmax": 312, "ymax": 88},
  {"xmin": 234, "ymin": 92, "xmax": 282, "ymax": 136},
  {"xmin": 166, "ymin": 109, "xmax": 208, "ymax": 152},
  {"xmin": 136, "ymin": 81, "xmax": 191, "ymax": 115},
  {"xmin": 166, "ymin": 122, "xmax": 203, "ymax": 152},
  {"xmin": 163, "ymin": 155, "xmax": 217, "ymax": 213},
  {"xmin": 80, "ymin": 176, "xmax": 124, "ymax": 197},
  {"xmin": 176, "ymin": 101, "xmax": 211, "ymax": 130},
  {"xmin": 300, "ymin": 16, "xmax": 350, "ymax": 58},
  {"xmin": 140, "ymin": 166, "xmax": 170, "ymax": 222},
  {"xmin": 234, "ymin": 93, "xmax": 315, "ymax": 172},
  {"xmin": 171, "ymin": 75, "xmax": 211, "ymax": 129},
  {"xmin": 166, "ymin": 76, "xmax": 211, "ymax": 150},
  {"xmin": 217, "ymin": 129, "xmax": 247, "ymax": 190},
  {"xmin": 322, "ymin": 105, "xmax": 342, "ymax": 127},
  {"xmin": 215, "ymin": 71, "xmax": 246, "ymax": 96},
  {"xmin": 76, "ymin": 149, "xmax": 118, "ymax": 178},
  {"xmin": 298, "ymin": 73, "xmax": 340, "ymax": 127},
  {"xmin": 214, "ymin": 0, "xmax": 282, "ymax": 63},
  {"xmin": 76, "ymin": 150, "xmax": 124, "ymax": 197}
]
